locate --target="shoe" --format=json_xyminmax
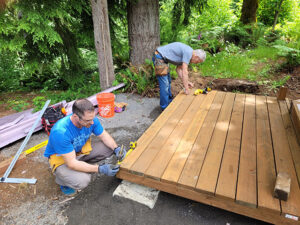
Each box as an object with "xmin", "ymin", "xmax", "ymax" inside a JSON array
[{"xmin": 60, "ymin": 185, "xmax": 76, "ymax": 196}]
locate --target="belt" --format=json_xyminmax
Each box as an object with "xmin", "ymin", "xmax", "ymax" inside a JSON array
[{"xmin": 154, "ymin": 50, "xmax": 165, "ymax": 61}]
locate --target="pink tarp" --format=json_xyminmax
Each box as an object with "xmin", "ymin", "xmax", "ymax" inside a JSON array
[{"xmin": 0, "ymin": 83, "xmax": 125, "ymax": 149}]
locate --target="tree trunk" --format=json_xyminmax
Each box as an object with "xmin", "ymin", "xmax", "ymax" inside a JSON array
[
  {"xmin": 272, "ymin": 0, "xmax": 284, "ymax": 31},
  {"xmin": 127, "ymin": 0, "xmax": 160, "ymax": 66},
  {"xmin": 91, "ymin": 0, "xmax": 114, "ymax": 90},
  {"xmin": 240, "ymin": 0, "xmax": 258, "ymax": 24}
]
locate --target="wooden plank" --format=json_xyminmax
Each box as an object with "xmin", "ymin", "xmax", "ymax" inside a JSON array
[
  {"xmin": 279, "ymin": 100, "xmax": 300, "ymax": 187},
  {"xmin": 118, "ymin": 170, "xmax": 300, "ymax": 225},
  {"xmin": 196, "ymin": 92, "xmax": 236, "ymax": 194},
  {"xmin": 256, "ymin": 96, "xmax": 280, "ymax": 212},
  {"xmin": 144, "ymin": 94, "xmax": 207, "ymax": 179},
  {"xmin": 215, "ymin": 94, "xmax": 245, "ymax": 199},
  {"xmin": 161, "ymin": 91, "xmax": 217, "ymax": 183},
  {"xmin": 178, "ymin": 92, "xmax": 226, "ymax": 189},
  {"xmin": 267, "ymin": 97, "xmax": 300, "ymax": 217},
  {"xmin": 291, "ymin": 100, "xmax": 300, "ymax": 143},
  {"xmin": 121, "ymin": 92, "xmax": 186, "ymax": 170},
  {"xmin": 277, "ymin": 87, "xmax": 288, "ymax": 100},
  {"xmin": 129, "ymin": 93, "xmax": 195, "ymax": 175},
  {"xmin": 236, "ymin": 94, "xmax": 257, "ymax": 207}
]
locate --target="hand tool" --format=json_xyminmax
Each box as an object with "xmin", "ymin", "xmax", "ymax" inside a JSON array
[
  {"xmin": 194, "ymin": 87, "xmax": 211, "ymax": 96},
  {"xmin": 118, "ymin": 141, "xmax": 137, "ymax": 164}
]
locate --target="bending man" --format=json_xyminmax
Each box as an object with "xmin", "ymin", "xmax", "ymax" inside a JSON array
[
  {"xmin": 153, "ymin": 42, "xmax": 206, "ymax": 110},
  {"xmin": 44, "ymin": 98, "xmax": 126, "ymax": 195}
]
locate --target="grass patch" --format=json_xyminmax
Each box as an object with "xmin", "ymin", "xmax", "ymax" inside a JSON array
[{"xmin": 194, "ymin": 46, "xmax": 280, "ymax": 81}]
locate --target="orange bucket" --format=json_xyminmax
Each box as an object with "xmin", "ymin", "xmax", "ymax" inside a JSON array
[{"xmin": 96, "ymin": 93, "xmax": 115, "ymax": 118}]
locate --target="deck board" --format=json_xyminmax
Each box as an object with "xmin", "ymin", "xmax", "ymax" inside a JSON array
[
  {"xmin": 178, "ymin": 91, "xmax": 226, "ymax": 189},
  {"xmin": 267, "ymin": 97, "xmax": 300, "ymax": 217},
  {"xmin": 196, "ymin": 92, "xmax": 235, "ymax": 194},
  {"xmin": 215, "ymin": 94, "xmax": 245, "ymax": 200},
  {"xmin": 256, "ymin": 96, "xmax": 280, "ymax": 212},
  {"xmin": 236, "ymin": 94, "xmax": 257, "ymax": 207},
  {"xmin": 118, "ymin": 91, "xmax": 300, "ymax": 225},
  {"xmin": 161, "ymin": 91, "xmax": 216, "ymax": 183}
]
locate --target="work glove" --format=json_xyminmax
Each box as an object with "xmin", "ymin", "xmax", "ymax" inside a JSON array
[
  {"xmin": 113, "ymin": 146, "xmax": 127, "ymax": 161},
  {"xmin": 98, "ymin": 164, "xmax": 120, "ymax": 176}
]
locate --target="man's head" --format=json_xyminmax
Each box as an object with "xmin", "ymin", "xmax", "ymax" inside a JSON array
[
  {"xmin": 72, "ymin": 99, "xmax": 95, "ymax": 128},
  {"xmin": 190, "ymin": 49, "xmax": 206, "ymax": 64}
]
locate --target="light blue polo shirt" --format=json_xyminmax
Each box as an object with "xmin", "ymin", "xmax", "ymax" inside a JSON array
[{"xmin": 157, "ymin": 42, "xmax": 193, "ymax": 65}]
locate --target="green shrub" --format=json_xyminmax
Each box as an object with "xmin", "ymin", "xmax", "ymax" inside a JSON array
[
  {"xmin": 115, "ymin": 59, "xmax": 156, "ymax": 95},
  {"xmin": 273, "ymin": 44, "xmax": 300, "ymax": 66}
]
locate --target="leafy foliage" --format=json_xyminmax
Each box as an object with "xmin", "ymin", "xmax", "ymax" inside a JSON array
[
  {"xmin": 0, "ymin": 0, "xmax": 91, "ymax": 90},
  {"xmin": 115, "ymin": 59, "xmax": 156, "ymax": 95},
  {"xmin": 257, "ymin": 0, "xmax": 296, "ymax": 26}
]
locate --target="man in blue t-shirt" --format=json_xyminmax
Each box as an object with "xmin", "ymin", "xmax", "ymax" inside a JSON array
[
  {"xmin": 44, "ymin": 98, "xmax": 126, "ymax": 195},
  {"xmin": 153, "ymin": 42, "xmax": 206, "ymax": 110}
]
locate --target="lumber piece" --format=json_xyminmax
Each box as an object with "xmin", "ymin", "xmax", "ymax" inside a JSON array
[
  {"xmin": 177, "ymin": 92, "xmax": 226, "ymax": 189},
  {"xmin": 256, "ymin": 95, "xmax": 280, "ymax": 212},
  {"xmin": 121, "ymin": 92, "xmax": 186, "ymax": 171},
  {"xmin": 277, "ymin": 87, "xmax": 288, "ymax": 100},
  {"xmin": 236, "ymin": 94, "xmax": 257, "ymax": 207},
  {"xmin": 267, "ymin": 96, "xmax": 300, "ymax": 217},
  {"xmin": 118, "ymin": 170, "xmax": 300, "ymax": 225},
  {"xmin": 290, "ymin": 100, "xmax": 300, "ymax": 143},
  {"xmin": 274, "ymin": 172, "xmax": 291, "ymax": 201},
  {"xmin": 162, "ymin": 91, "xmax": 216, "ymax": 183},
  {"xmin": 129, "ymin": 93, "xmax": 195, "ymax": 175},
  {"xmin": 216, "ymin": 94, "xmax": 245, "ymax": 199},
  {"xmin": 144, "ymin": 94, "xmax": 206, "ymax": 179},
  {"xmin": 196, "ymin": 92, "xmax": 235, "ymax": 194},
  {"xmin": 279, "ymin": 100, "xmax": 300, "ymax": 187}
]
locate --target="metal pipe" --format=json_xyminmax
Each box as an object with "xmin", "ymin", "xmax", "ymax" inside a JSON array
[{"xmin": 1, "ymin": 100, "xmax": 51, "ymax": 181}]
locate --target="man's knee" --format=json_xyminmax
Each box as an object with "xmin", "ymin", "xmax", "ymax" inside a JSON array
[{"xmin": 72, "ymin": 174, "xmax": 91, "ymax": 189}]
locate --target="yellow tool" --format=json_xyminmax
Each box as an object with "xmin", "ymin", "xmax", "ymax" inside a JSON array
[
  {"xmin": 118, "ymin": 141, "xmax": 137, "ymax": 164},
  {"xmin": 194, "ymin": 87, "xmax": 211, "ymax": 96},
  {"xmin": 24, "ymin": 140, "xmax": 48, "ymax": 155}
]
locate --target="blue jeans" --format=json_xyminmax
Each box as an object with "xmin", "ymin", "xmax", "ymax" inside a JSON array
[{"xmin": 157, "ymin": 73, "xmax": 172, "ymax": 110}]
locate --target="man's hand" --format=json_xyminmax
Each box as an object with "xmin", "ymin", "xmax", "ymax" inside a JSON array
[
  {"xmin": 114, "ymin": 146, "xmax": 127, "ymax": 161},
  {"xmin": 188, "ymin": 81, "xmax": 194, "ymax": 89},
  {"xmin": 98, "ymin": 164, "xmax": 120, "ymax": 176}
]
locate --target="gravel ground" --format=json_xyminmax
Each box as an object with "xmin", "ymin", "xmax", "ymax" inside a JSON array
[{"xmin": 0, "ymin": 93, "xmax": 268, "ymax": 225}]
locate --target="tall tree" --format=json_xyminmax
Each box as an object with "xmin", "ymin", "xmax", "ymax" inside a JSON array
[
  {"xmin": 240, "ymin": 0, "xmax": 259, "ymax": 24},
  {"xmin": 272, "ymin": 0, "xmax": 284, "ymax": 30},
  {"xmin": 91, "ymin": 0, "xmax": 115, "ymax": 90},
  {"xmin": 127, "ymin": 0, "xmax": 160, "ymax": 66}
]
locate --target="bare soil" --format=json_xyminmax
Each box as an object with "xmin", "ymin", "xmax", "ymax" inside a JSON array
[
  {"xmin": 0, "ymin": 151, "xmax": 61, "ymax": 212},
  {"xmin": 171, "ymin": 65, "xmax": 300, "ymax": 100}
]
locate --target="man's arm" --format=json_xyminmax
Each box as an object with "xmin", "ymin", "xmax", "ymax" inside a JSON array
[
  {"xmin": 98, "ymin": 130, "xmax": 118, "ymax": 150},
  {"xmin": 176, "ymin": 63, "xmax": 193, "ymax": 94},
  {"xmin": 62, "ymin": 151, "xmax": 98, "ymax": 173}
]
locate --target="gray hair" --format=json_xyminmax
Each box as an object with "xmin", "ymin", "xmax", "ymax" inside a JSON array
[{"xmin": 194, "ymin": 49, "xmax": 206, "ymax": 61}]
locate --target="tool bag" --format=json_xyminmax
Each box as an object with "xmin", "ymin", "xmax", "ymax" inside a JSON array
[
  {"xmin": 41, "ymin": 104, "xmax": 66, "ymax": 136},
  {"xmin": 153, "ymin": 51, "xmax": 169, "ymax": 76}
]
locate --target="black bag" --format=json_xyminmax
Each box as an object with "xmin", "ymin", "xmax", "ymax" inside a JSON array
[{"xmin": 41, "ymin": 104, "xmax": 66, "ymax": 135}]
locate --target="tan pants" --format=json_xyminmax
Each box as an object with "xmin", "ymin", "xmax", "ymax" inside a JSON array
[{"xmin": 53, "ymin": 141, "xmax": 113, "ymax": 190}]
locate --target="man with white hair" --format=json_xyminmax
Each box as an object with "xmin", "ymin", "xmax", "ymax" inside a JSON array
[{"xmin": 153, "ymin": 42, "xmax": 206, "ymax": 110}]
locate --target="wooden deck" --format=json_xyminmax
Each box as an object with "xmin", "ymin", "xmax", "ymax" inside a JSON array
[{"xmin": 117, "ymin": 91, "xmax": 300, "ymax": 225}]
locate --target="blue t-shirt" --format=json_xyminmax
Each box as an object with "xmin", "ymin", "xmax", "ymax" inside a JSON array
[
  {"xmin": 157, "ymin": 42, "xmax": 193, "ymax": 65},
  {"xmin": 44, "ymin": 115, "xmax": 104, "ymax": 157}
]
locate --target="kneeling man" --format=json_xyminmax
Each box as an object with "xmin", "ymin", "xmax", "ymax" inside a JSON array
[{"xmin": 44, "ymin": 98, "xmax": 126, "ymax": 195}]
